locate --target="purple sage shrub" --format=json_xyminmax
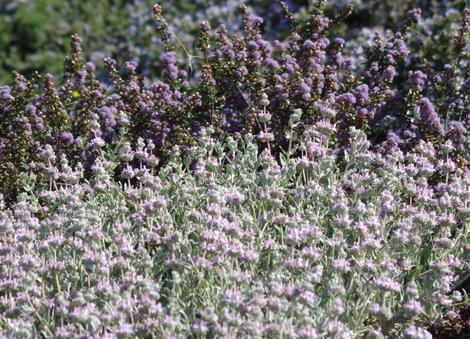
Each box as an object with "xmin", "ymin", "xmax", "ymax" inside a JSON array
[{"xmin": 0, "ymin": 118, "xmax": 468, "ymax": 337}]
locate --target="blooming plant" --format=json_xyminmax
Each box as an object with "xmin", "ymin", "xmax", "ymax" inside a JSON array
[
  {"xmin": 0, "ymin": 2, "xmax": 469, "ymax": 337},
  {"xmin": 0, "ymin": 119, "xmax": 469, "ymax": 337},
  {"xmin": 1, "ymin": 2, "xmax": 469, "ymax": 204}
]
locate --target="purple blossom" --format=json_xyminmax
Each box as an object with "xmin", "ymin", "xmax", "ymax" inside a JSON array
[
  {"xmin": 60, "ymin": 132, "xmax": 74, "ymax": 144},
  {"xmin": 354, "ymin": 84, "xmax": 369, "ymax": 104},
  {"xmin": 336, "ymin": 92, "xmax": 356, "ymax": 106},
  {"xmin": 408, "ymin": 8, "xmax": 422, "ymax": 24},
  {"xmin": 408, "ymin": 70, "xmax": 427, "ymax": 91},
  {"xmin": 160, "ymin": 51, "xmax": 179, "ymax": 80},
  {"xmin": 448, "ymin": 121, "xmax": 467, "ymax": 150},
  {"xmin": 384, "ymin": 66, "xmax": 397, "ymax": 82},
  {"xmin": 416, "ymin": 98, "xmax": 445, "ymax": 135}
]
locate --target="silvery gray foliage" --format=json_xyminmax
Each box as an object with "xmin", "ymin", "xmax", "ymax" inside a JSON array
[{"xmin": 0, "ymin": 117, "xmax": 469, "ymax": 338}]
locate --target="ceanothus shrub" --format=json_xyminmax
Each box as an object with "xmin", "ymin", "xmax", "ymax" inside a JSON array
[{"xmin": 0, "ymin": 3, "xmax": 468, "ymax": 206}]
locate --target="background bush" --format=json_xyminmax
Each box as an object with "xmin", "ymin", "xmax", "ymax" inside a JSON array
[{"xmin": 0, "ymin": 0, "xmax": 466, "ymax": 83}]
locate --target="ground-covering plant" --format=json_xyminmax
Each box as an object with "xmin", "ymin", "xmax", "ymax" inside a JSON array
[
  {"xmin": 0, "ymin": 119, "xmax": 469, "ymax": 337},
  {"xmin": 1, "ymin": 2, "xmax": 469, "ymax": 205}
]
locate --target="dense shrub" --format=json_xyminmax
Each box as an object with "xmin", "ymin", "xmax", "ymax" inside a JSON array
[
  {"xmin": 1, "ymin": 3, "xmax": 468, "ymax": 203},
  {"xmin": 0, "ymin": 123, "xmax": 469, "ymax": 337}
]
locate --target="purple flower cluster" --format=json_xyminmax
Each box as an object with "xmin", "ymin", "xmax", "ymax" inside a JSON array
[
  {"xmin": 417, "ymin": 98, "xmax": 445, "ymax": 136},
  {"xmin": 408, "ymin": 70, "xmax": 427, "ymax": 92},
  {"xmin": 160, "ymin": 51, "xmax": 179, "ymax": 80}
]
